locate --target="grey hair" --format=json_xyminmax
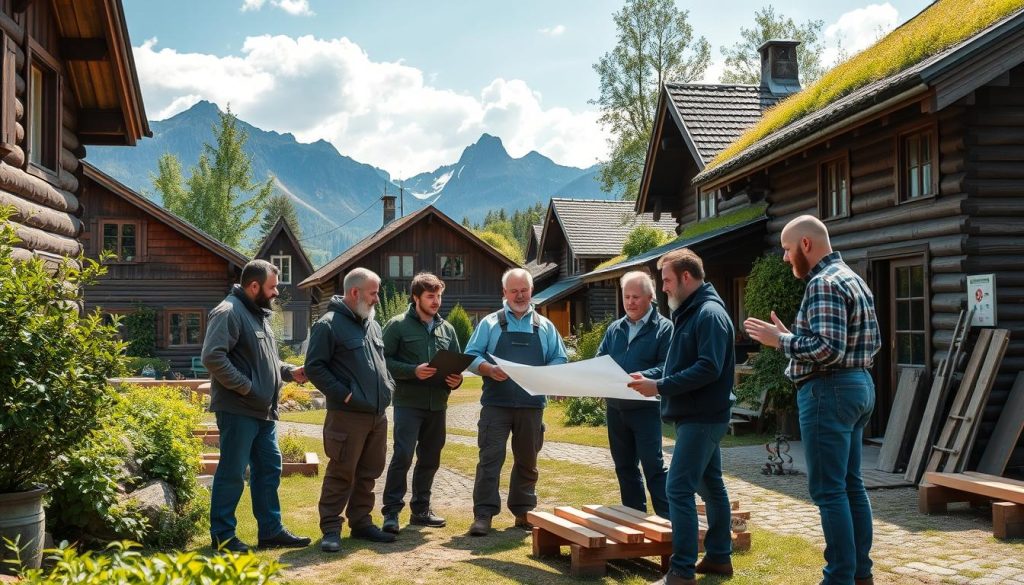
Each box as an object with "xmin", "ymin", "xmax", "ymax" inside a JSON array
[
  {"xmin": 343, "ymin": 267, "xmax": 381, "ymax": 294},
  {"xmin": 501, "ymin": 267, "xmax": 533, "ymax": 289},
  {"xmin": 620, "ymin": 270, "xmax": 655, "ymax": 297}
]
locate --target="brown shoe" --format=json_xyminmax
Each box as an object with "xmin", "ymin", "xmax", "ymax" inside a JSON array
[
  {"xmin": 695, "ymin": 557, "xmax": 734, "ymax": 576},
  {"xmin": 514, "ymin": 514, "xmax": 533, "ymax": 530},
  {"xmin": 652, "ymin": 572, "xmax": 696, "ymax": 585},
  {"xmin": 855, "ymin": 578, "xmax": 874, "ymax": 585},
  {"xmin": 468, "ymin": 515, "xmax": 491, "ymax": 537}
]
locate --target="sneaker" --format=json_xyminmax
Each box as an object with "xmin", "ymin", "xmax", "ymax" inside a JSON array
[
  {"xmin": 468, "ymin": 515, "xmax": 491, "ymax": 537},
  {"xmin": 514, "ymin": 514, "xmax": 533, "ymax": 530},
  {"xmin": 320, "ymin": 532, "xmax": 342, "ymax": 553},
  {"xmin": 409, "ymin": 510, "xmax": 446, "ymax": 528},
  {"xmin": 212, "ymin": 536, "xmax": 251, "ymax": 554},
  {"xmin": 258, "ymin": 528, "xmax": 312, "ymax": 549},
  {"xmin": 350, "ymin": 524, "xmax": 397, "ymax": 543},
  {"xmin": 382, "ymin": 513, "xmax": 400, "ymax": 534}
]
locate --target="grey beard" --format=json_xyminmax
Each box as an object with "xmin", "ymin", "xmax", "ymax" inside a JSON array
[
  {"xmin": 353, "ymin": 300, "xmax": 376, "ymax": 321},
  {"xmin": 667, "ymin": 294, "xmax": 681, "ymax": 312}
]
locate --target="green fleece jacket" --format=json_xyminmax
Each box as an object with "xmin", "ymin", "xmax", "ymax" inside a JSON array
[{"xmin": 382, "ymin": 304, "xmax": 461, "ymax": 411}]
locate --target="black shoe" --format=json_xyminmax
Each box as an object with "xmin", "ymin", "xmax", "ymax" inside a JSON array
[
  {"xmin": 382, "ymin": 513, "xmax": 400, "ymax": 534},
  {"xmin": 258, "ymin": 528, "xmax": 312, "ymax": 549},
  {"xmin": 351, "ymin": 524, "xmax": 397, "ymax": 543},
  {"xmin": 514, "ymin": 514, "xmax": 533, "ymax": 530},
  {"xmin": 468, "ymin": 515, "xmax": 491, "ymax": 537},
  {"xmin": 321, "ymin": 532, "xmax": 342, "ymax": 553},
  {"xmin": 409, "ymin": 510, "xmax": 446, "ymax": 528},
  {"xmin": 212, "ymin": 536, "xmax": 250, "ymax": 554}
]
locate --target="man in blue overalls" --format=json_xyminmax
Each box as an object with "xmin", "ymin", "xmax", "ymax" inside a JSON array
[{"xmin": 464, "ymin": 268, "xmax": 568, "ymax": 536}]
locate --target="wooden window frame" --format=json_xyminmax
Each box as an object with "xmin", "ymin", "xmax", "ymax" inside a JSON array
[
  {"xmin": 99, "ymin": 219, "xmax": 143, "ymax": 264},
  {"xmin": 0, "ymin": 32, "xmax": 18, "ymax": 156},
  {"xmin": 895, "ymin": 122, "xmax": 939, "ymax": 205},
  {"xmin": 889, "ymin": 257, "xmax": 930, "ymax": 370},
  {"xmin": 817, "ymin": 152, "xmax": 851, "ymax": 221},
  {"xmin": 270, "ymin": 254, "xmax": 292, "ymax": 284},
  {"xmin": 437, "ymin": 253, "xmax": 466, "ymax": 280},
  {"xmin": 697, "ymin": 189, "xmax": 718, "ymax": 220},
  {"xmin": 384, "ymin": 253, "xmax": 415, "ymax": 280},
  {"xmin": 164, "ymin": 309, "xmax": 206, "ymax": 348},
  {"xmin": 24, "ymin": 38, "xmax": 61, "ymax": 178}
]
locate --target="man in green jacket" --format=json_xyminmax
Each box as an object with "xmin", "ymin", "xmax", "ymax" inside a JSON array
[{"xmin": 380, "ymin": 272, "xmax": 463, "ymax": 533}]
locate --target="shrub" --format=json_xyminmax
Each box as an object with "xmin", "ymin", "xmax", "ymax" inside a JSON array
[
  {"xmin": 571, "ymin": 319, "xmax": 610, "ymax": 363},
  {"xmin": 622, "ymin": 225, "xmax": 670, "ymax": 257},
  {"xmin": 447, "ymin": 304, "xmax": 474, "ymax": 351},
  {"xmin": 17, "ymin": 541, "xmax": 283, "ymax": 584},
  {"xmin": 120, "ymin": 306, "xmax": 157, "ymax": 358},
  {"xmin": 124, "ymin": 357, "xmax": 170, "ymax": 376},
  {"xmin": 278, "ymin": 342, "xmax": 296, "ymax": 361},
  {"xmin": 283, "ymin": 355, "xmax": 305, "ymax": 367},
  {"xmin": 280, "ymin": 383, "xmax": 313, "ymax": 408},
  {"xmin": 474, "ymin": 229, "xmax": 525, "ymax": 264},
  {"xmin": 278, "ymin": 430, "xmax": 306, "ymax": 464},
  {"xmin": 0, "ymin": 207, "xmax": 127, "ymax": 493},
  {"xmin": 563, "ymin": 397, "xmax": 606, "ymax": 427},
  {"xmin": 374, "ymin": 280, "xmax": 410, "ymax": 328}
]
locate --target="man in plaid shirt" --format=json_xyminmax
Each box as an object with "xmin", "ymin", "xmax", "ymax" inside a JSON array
[{"xmin": 745, "ymin": 215, "xmax": 880, "ymax": 585}]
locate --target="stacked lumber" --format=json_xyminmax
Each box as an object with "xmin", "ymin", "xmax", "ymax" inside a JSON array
[{"xmin": 919, "ymin": 471, "xmax": 1024, "ymax": 539}]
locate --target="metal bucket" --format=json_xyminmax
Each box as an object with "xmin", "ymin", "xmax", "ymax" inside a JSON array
[{"xmin": 0, "ymin": 485, "xmax": 47, "ymax": 575}]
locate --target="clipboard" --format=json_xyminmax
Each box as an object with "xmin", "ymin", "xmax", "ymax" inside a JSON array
[{"xmin": 424, "ymin": 349, "xmax": 475, "ymax": 385}]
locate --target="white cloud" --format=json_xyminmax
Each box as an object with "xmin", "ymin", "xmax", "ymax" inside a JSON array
[
  {"xmin": 240, "ymin": 0, "xmax": 313, "ymax": 16},
  {"xmin": 822, "ymin": 3, "xmax": 898, "ymax": 66},
  {"xmin": 132, "ymin": 35, "xmax": 608, "ymax": 176},
  {"xmin": 539, "ymin": 24, "xmax": 566, "ymax": 37}
]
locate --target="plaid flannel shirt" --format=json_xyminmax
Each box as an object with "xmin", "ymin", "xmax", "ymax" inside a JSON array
[{"xmin": 779, "ymin": 252, "xmax": 881, "ymax": 383}]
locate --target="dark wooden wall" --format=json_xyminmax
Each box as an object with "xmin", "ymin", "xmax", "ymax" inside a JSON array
[{"xmin": 258, "ymin": 229, "xmax": 312, "ymax": 343}]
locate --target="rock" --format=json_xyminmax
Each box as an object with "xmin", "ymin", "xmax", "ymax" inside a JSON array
[
  {"xmin": 196, "ymin": 474, "xmax": 214, "ymax": 489},
  {"xmin": 120, "ymin": 479, "xmax": 177, "ymax": 527},
  {"xmin": 312, "ymin": 396, "xmax": 326, "ymax": 409}
]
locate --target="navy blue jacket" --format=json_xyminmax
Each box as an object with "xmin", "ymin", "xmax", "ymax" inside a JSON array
[
  {"xmin": 651, "ymin": 283, "xmax": 735, "ymax": 424},
  {"xmin": 597, "ymin": 306, "xmax": 672, "ymax": 410}
]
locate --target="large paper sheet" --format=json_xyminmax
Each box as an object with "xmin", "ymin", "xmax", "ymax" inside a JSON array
[{"xmin": 491, "ymin": 354, "xmax": 656, "ymax": 401}]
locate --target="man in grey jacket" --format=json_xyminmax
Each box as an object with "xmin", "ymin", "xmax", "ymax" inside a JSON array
[
  {"xmin": 306, "ymin": 267, "xmax": 397, "ymax": 552},
  {"xmin": 202, "ymin": 259, "xmax": 311, "ymax": 553}
]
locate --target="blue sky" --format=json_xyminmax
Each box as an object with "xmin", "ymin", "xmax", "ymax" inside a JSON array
[{"xmin": 123, "ymin": 0, "xmax": 931, "ymax": 177}]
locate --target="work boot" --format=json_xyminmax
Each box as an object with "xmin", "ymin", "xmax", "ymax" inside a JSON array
[
  {"xmin": 212, "ymin": 536, "xmax": 250, "ymax": 554},
  {"xmin": 855, "ymin": 578, "xmax": 875, "ymax": 585},
  {"xmin": 651, "ymin": 572, "xmax": 696, "ymax": 585},
  {"xmin": 382, "ymin": 513, "xmax": 400, "ymax": 534},
  {"xmin": 514, "ymin": 514, "xmax": 533, "ymax": 530},
  {"xmin": 410, "ymin": 509, "xmax": 446, "ymax": 528},
  {"xmin": 468, "ymin": 515, "xmax": 492, "ymax": 536},
  {"xmin": 695, "ymin": 557, "xmax": 733, "ymax": 576},
  {"xmin": 258, "ymin": 528, "xmax": 311, "ymax": 549},
  {"xmin": 351, "ymin": 524, "xmax": 397, "ymax": 543},
  {"xmin": 320, "ymin": 532, "xmax": 342, "ymax": 553}
]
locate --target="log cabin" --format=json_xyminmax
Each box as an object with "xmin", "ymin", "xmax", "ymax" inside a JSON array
[
  {"xmin": 254, "ymin": 216, "xmax": 314, "ymax": 350},
  {"xmin": 1, "ymin": 0, "xmax": 149, "ymax": 264}
]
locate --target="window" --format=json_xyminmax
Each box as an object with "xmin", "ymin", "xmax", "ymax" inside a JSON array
[
  {"xmin": 27, "ymin": 55, "xmax": 59, "ymax": 172},
  {"xmin": 439, "ymin": 254, "xmax": 465, "ymax": 279},
  {"xmin": 101, "ymin": 221, "xmax": 139, "ymax": 262},
  {"xmin": 386, "ymin": 254, "xmax": 414, "ymax": 279},
  {"xmin": 167, "ymin": 310, "xmax": 204, "ymax": 347},
  {"xmin": 899, "ymin": 128, "xmax": 937, "ymax": 202},
  {"xmin": 733, "ymin": 277, "xmax": 749, "ymax": 338},
  {"xmin": 892, "ymin": 262, "xmax": 927, "ymax": 366},
  {"xmin": 819, "ymin": 155, "xmax": 850, "ymax": 220},
  {"xmin": 572, "ymin": 256, "xmax": 583, "ymax": 275},
  {"xmin": 280, "ymin": 310, "xmax": 294, "ymax": 340},
  {"xmin": 271, "ymin": 255, "xmax": 292, "ymax": 284},
  {"xmin": 698, "ymin": 190, "xmax": 718, "ymax": 219}
]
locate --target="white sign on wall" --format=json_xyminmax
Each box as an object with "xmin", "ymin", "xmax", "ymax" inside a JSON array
[{"xmin": 967, "ymin": 273, "xmax": 997, "ymax": 327}]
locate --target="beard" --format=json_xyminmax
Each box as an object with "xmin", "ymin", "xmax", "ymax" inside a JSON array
[
  {"xmin": 255, "ymin": 290, "xmax": 275, "ymax": 309},
  {"xmin": 352, "ymin": 297, "xmax": 376, "ymax": 321},
  {"xmin": 417, "ymin": 299, "xmax": 440, "ymax": 318},
  {"xmin": 667, "ymin": 291, "xmax": 682, "ymax": 312},
  {"xmin": 790, "ymin": 247, "xmax": 812, "ymax": 279}
]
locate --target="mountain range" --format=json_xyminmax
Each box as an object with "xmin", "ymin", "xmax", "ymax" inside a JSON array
[{"xmin": 84, "ymin": 100, "xmax": 618, "ymax": 265}]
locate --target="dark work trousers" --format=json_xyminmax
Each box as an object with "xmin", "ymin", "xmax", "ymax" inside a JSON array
[
  {"xmin": 381, "ymin": 406, "xmax": 447, "ymax": 517},
  {"xmin": 318, "ymin": 409, "xmax": 388, "ymax": 535},
  {"xmin": 472, "ymin": 405, "xmax": 545, "ymax": 518},
  {"xmin": 606, "ymin": 406, "xmax": 670, "ymax": 518}
]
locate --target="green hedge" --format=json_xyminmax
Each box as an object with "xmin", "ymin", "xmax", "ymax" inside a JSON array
[{"xmin": 562, "ymin": 319, "xmax": 610, "ymax": 427}]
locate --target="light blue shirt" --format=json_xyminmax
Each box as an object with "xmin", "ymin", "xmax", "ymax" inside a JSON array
[
  {"xmin": 626, "ymin": 305, "xmax": 656, "ymax": 343},
  {"xmin": 465, "ymin": 301, "xmax": 569, "ymax": 373}
]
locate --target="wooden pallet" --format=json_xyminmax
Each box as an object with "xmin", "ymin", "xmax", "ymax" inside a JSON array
[
  {"xmin": 919, "ymin": 471, "xmax": 1024, "ymax": 539},
  {"xmin": 528, "ymin": 502, "xmax": 752, "ymax": 577}
]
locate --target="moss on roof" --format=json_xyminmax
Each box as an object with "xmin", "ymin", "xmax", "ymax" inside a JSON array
[
  {"xmin": 708, "ymin": 0, "xmax": 1024, "ymax": 169},
  {"xmin": 671, "ymin": 202, "xmax": 767, "ymax": 243}
]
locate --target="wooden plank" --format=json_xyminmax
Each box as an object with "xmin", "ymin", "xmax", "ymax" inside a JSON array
[
  {"xmin": 925, "ymin": 329, "xmax": 993, "ymax": 474},
  {"xmin": 554, "ymin": 507, "xmax": 645, "ymax": 544},
  {"xmin": 608, "ymin": 505, "xmax": 671, "ymax": 526},
  {"xmin": 526, "ymin": 512, "xmax": 606, "ymax": 548},
  {"xmin": 962, "ymin": 471, "xmax": 1024, "ymax": 489},
  {"xmin": 531, "ymin": 526, "xmax": 563, "ymax": 558},
  {"xmin": 924, "ymin": 472, "xmax": 1024, "ymax": 505},
  {"xmin": 569, "ymin": 544, "xmax": 607, "ymax": 578},
  {"xmin": 877, "ymin": 367, "xmax": 925, "ymax": 472},
  {"xmin": 992, "ymin": 502, "xmax": 1024, "ymax": 539},
  {"xmin": 582, "ymin": 505, "xmax": 673, "ymax": 543},
  {"xmin": 977, "ymin": 373, "xmax": 1024, "ymax": 475},
  {"xmin": 947, "ymin": 329, "xmax": 1009, "ymax": 472}
]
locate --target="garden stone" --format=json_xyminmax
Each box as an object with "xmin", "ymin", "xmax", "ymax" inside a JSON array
[
  {"xmin": 121, "ymin": 479, "xmax": 177, "ymax": 526},
  {"xmin": 312, "ymin": 395, "xmax": 326, "ymax": 409}
]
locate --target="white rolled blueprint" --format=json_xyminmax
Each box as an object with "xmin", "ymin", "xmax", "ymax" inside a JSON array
[{"xmin": 490, "ymin": 354, "xmax": 657, "ymax": 402}]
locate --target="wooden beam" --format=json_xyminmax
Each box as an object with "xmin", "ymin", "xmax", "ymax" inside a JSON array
[
  {"xmin": 59, "ymin": 38, "xmax": 109, "ymax": 61},
  {"xmin": 581, "ymin": 505, "xmax": 673, "ymax": 542},
  {"xmin": 554, "ymin": 507, "xmax": 645, "ymax": 544},
  {"xmin": 12, "ymin": 0, "xmax": 33, "ymax": 13},
  {"xmin": 526, "ymin": 512, "xmax": 606, "ymax": 548},
  {"xmin": 925, "ymin": 472, "xmax": 1024, "ymax": 505},
  {"xmin": 78, "ymin": 109, "xmax": 127, "ymax": 136}
]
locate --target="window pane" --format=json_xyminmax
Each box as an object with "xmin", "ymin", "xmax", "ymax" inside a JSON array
[
  {"xmin": 402, "ymin": 256, "xmax": 414, "ymax": 277},
  {"xmin": 911, "ymin": 300, "xmax": 925, "ymax": 330},
  {"xmin": 896, "ymin": 301, "xmax": 910, "ymax": 330},
  {"xmin": 170, "ymin": 313, "xmax": 183, "ymax": 345},
  {"xmin": 30, "ymin": 66, "xmax": 43, "ymax": 166},
  {"xmin": 922, "ymin": 161, "xmax": 933, "ymax": 196},
  {"xmin": 911, "ymin": 333, "xmax": 926, "ymax": 365},
  {"xmin": 103, "ymin": 224, "xmax": 119, "ymax": 253},
  {"xmin": 388, "ymin": 256, "xmax": 400, "ymax": 278},
  {"xmin": 120, "ymin": 224, "xmax": 136, "ymax": 261},
  {"xmin": 896, "ymin": 333, "xmax": 912, "ymax": 364},
  {"xmin": 910, "ymin": 265, "xmax": 924, "ymax": 297},
  {"xmin": 909, "ymin": 168, "xmax": 920, "ymax": 198},
  {"xmin": 908, "ymin": 138, "xmax": 919, "ymax": 167},
  {"xmin": 920, "ymin": 134, "xmax": 932, "ymax": 163},
  {"xmin": 186, "ymin": 313, "xmax": 202, "ymax": 344},
  {"xmin": 896, "ymin": 266, "xmax": 910, "ymax": 297}
]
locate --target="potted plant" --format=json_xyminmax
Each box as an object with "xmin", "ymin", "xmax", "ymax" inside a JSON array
[{"xmin": 0, "ymin": 209, "xmax": 126, "ymax": 572}]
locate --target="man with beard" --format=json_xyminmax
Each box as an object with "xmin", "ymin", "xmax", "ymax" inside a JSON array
[
  {"xmin": 597, "ymin": 271, "xmax": 672, "ymax": 519},
  {"xmin": 627, "ymin": 249, "xmax": 734, "ymax": 585},
  {"xmin": 744, "ymin": 216, "xmax": 880, "ymax": 585},
  {"xmin": 305, "ymin": 267, "xmax": 396, "ymax": 552},
  {"xmin": 380, "ymin": 272, "xmax": 463, "ymax": 534},
  {"xmin": 465, "ymin": 268, "xmax": 568, "ymax": 536},
  {"xmin": 202, "ymin": 259, "xmax": 311, "ymax": 553}
]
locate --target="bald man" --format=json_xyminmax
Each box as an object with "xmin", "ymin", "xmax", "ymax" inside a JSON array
[{"xmin": 745, "ymin": 215, "xmax": 880, "ymax": 585}]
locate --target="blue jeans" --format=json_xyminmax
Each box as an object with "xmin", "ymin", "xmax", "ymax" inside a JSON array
[
  {"xmin": 798, "ymin": 369, "xmax": 876, "ymax": 584},
  {"xmin": 667, "ymin": 422, "xmax": 731, "ymax": 578},
  {"xmin": 210, "ymin": 411, "xmax": 284, "ymax": 544},
  {"xmin": 606, "ymin": 406, "xmax": 669, "ymax": 518}
]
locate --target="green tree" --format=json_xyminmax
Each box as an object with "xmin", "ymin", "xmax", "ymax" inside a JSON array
[
  {"xmin": 446, "ymin": 304, "xmax": 474, "ymax": 352},
  {"xmin": 593, "ymin": 0, "xmax": 711, "ymax": 200},
  {"xmin": 152, "ymin": 107, "xmax": 272, "ymax": 249},
  {"xmin": 374, "ymin": 281, "xmax": 410, "ymax": 328},
  {"xmin": 720, "ymin": 6, "xmax": 825, "ymax": 85},
  {"xmin": 622, "ymin": 224, "xmax": 671, "ymax": 257},
  {"xmin": 258, "ymin": 192, "xmax": 303, "ymax": 242}
]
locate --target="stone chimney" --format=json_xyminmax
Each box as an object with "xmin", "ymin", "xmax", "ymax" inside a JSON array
[
  {"xmin": 381, "ymin": 194, "xmax": 396, "ymax": 226},
  {"xmin": 758, "ymin": 39, "xmax": 801, "ymax": 96}
]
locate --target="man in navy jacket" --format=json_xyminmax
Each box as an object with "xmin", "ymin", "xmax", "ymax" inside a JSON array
[
  {"xmin": 597, "ymin": 271, "xmax": 672, "ymax": 518},
  {"xmin": 628, "ymin": 248, "xmax": 735, "ymax": 585}
]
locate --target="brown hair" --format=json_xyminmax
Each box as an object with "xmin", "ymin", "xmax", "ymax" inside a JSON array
[
  {"xmin": 240, "ymin": 259, "xmax": 279, "ymax": 287},
  {"xmin": 410, "ymin": 272, "xmax": 445, "ymax": 298},
  {"xmin": 657, "ymin": 248, "xmax": 705, "ymax": 280}
]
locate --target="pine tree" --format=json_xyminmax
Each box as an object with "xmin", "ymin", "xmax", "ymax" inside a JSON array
[{"xmin": 259, "ymin": 192, "xmax": 303, "ymax": 241}]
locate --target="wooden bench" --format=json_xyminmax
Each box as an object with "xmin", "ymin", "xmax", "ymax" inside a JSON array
[
  {"xmin": 919, "ymin": 471, "xmax": 1024, "ymax": 539},
  {"xmin": 529, "ymin": 501, "xmax": 752, "ymax": 577}
]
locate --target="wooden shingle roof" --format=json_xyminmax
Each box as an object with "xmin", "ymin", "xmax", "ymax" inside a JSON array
[
  {"xmin": 540, "ymin": 198, "xmax": 678, "ymax": 258},
  {"xmin": 665, "ymin": 84, "xmax": 781, "ymax": 165}
]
